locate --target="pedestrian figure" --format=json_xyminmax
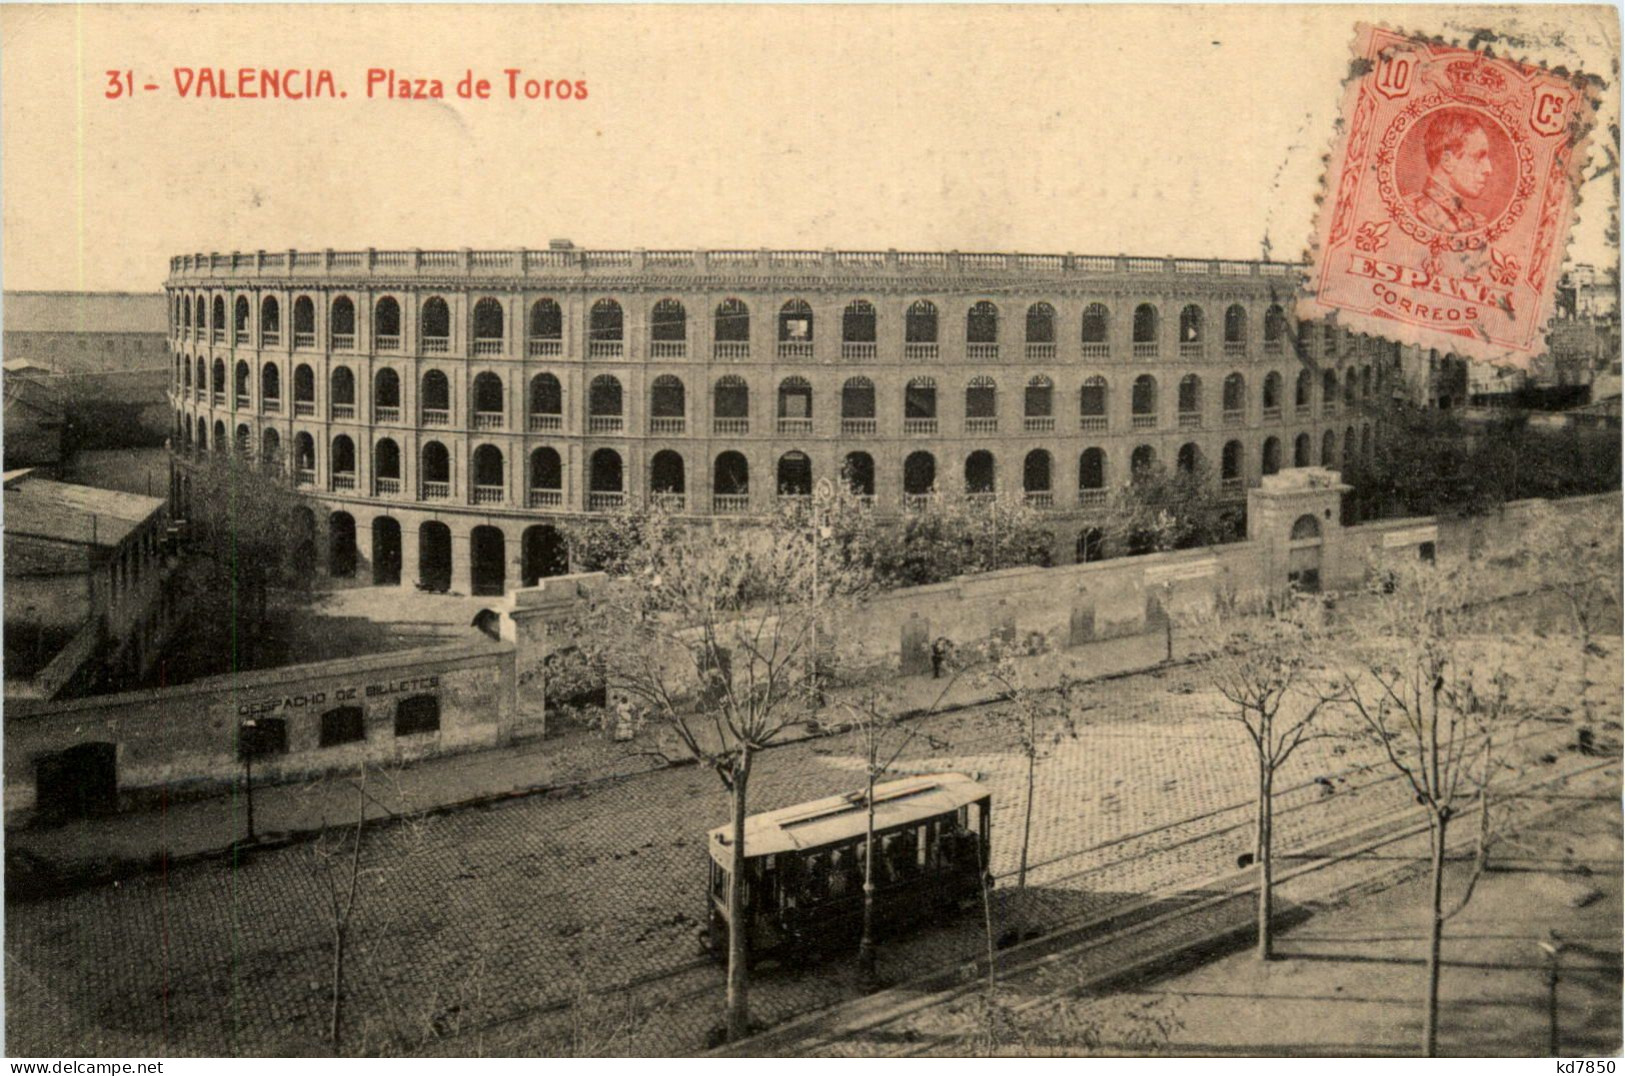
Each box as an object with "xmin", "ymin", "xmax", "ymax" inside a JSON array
[
  {"xmin": 930, "ymin": 637, "xmax": 952, "ymax": 679},
  {"xmin": 613, "ymin": 696, "xmax": 636, "ymax": 742}
]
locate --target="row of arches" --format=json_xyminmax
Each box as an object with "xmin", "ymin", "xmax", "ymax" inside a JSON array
[
  {"xmin": 173, "ymin": 292, "xmax": 1307, "ymax": 350},
  {"xmin": 177, "ymin": 362, "xmax": 1381, "ymax": 425}
]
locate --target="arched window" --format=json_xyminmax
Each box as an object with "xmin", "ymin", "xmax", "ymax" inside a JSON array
[
  {"xmin": 1178, "ymin": 374, "xmax": 1203, "ymax": 418},
  {"xmin": 531, "ymin": 447, "xmax": 563, "ymax": 491},
  {"xmin": 421, "ymin": 441, "xmax": 451, "ymax": 485},
  {"xmin": 842, "ymin": 300, "xmax": 876, "ymax": 348},
  {"xmin": 1079, "ymin": 448, "xmax": 1106, "ymax": 491},
  {"xmin": 1343, "ymin": 426, "xmax": 1356, "ymax": 468},
  {"xmin": 211, "ymin": 358, "xmax": 226, "ymax": 397},
  {"xmin": 1130, "ymin": 445, "xmax": 1157, "ymax": 479},
  {"xmin": 777, "ymin": 376, "xmax": 812, "ymax": 427},
  {"xmin": 905, "ymin": 376, "xmax": 937, "ymax": 421},
  {"xmin": 652, "ymin": 299, "xmax": 686, "ymax": 351},
  {"xmin": 421, "ymin": 370, "xmax": 450, "ymax": 420},
  {"xmin": 1025, "ymin": 375, "xmax": 1054, "ymax": 420},
  {"xmin": 1177, "ymin": 442, "xmax": 1201, "ymax": 473},
  {"xmin": 195, "ymin": 296, "xmax": 206, "ymax": 333},
  {"xmin": 713, "ymin": 375, "xmax": 749, "ymax": 419},
  {"xmin": 260, "ymin": 428, "xmax": 281, "ymax": 467},
  {"xmin": 374, "ymin": 438, "xmax": 401, "ymax": 484},
  {"xmin": 421, "ymin": 297, "xmax": 450, "ymax": 348},
  {"xmin": 965, "ymin": 450, "xmax": 996, "ymax": 494},
  {"xmin": 1294, "ymin": 433, "xmax": 1311, "ymax": 467},
  {"xmin": 261, "ymin": 362, "xmax": 281, "ymax": 403},
  {"xmin": 471, "ymin": 298, "xmax": 504, "ymax": 350},
  {"xmin": 1362, "ymin": 425, "xmax": 1372, "ymax": 458},
  {"xmin": 195, "ymin": 356, "xmax": 206, "ymax": 394},
  {"xmin": 260, "ymin": 296, "xmax": 280, "ymax": 345},
  {"xmin": 1223, "ymin": 304, "xmax": 1247, "ymax": 349},
  {"xmin": 1291, "ymin": 514, "xmax": 1322, "ymax": 540},
  {"xmin": 330, "ymin": 296, "xmax": 356, "ymax": 348},
  {"xmin": 1082, "ymin": 303, "xmax": 1110, "ymax": 349},
  {"xmin": 588, "ymin": 374, "xmax": 623, "ymax": 416},
  {"xmin": 530, "ymin": 373, "xmax": 563, "ymax": 427},
  {"xmin": 779, "ymin": 300, "xmax": 813, "ymax": 347},
  {"xmin": 1178, "ymin": 304, "xmax": 1203, "ymax": 346},
  {"xmin": 395, "ymin": 695, "xmax": 440, "ymax": 736},
  {"xmin": 1262, "ymin": 371, "xmax": 1283, "ymax": 411},
  {"xmin": 842, "ymin": 376, "xmax": 876, "ymax": 421},
  {"xmin": 473, "ymin": 444, "xmax": 504, "ymax": 492},
  {"xmin": 1296, "ymin": 369, "xmax": 1313, "ymax": 408},
  {"xmin": 473, "ymin": 372, "xmax": 504, "ymax": 420},
  {"xmin": 1131, "ymin": 374, "xmax": 1157, "ymax": 418},
  {"xmin": 294, "ymin": 363, "xmax": 316, "ymax": 406},
  {"xmin": 211, "ymin": 296, "xmax": 226, "ymax": 340},
  {"xmin": 1344, "ymin": 370, "xmax": 1357, "ymax": 405},
  {"xmin": 1262, "ymin": 436, "xmax": 1282, "ymax": 476},
  {"xmin": 212, "ymin": 420, "xmax": 226, "ymax": 453},
  {"xmin": 330, "ymin": 366, "xmax": 355, "ymax": 416},
  {"xmin": 292, "ymin": 296, "xmax": 315, "ymax": 346},
  {"xmin": 374, "ymin": 368, "xmax": 401, "ymax": 418},
  {"xmin": 1321, "ymin": 430, "xmax": 1336, "ymax": 467},
  {"xmin": 903, "ymin": 451, "xmax": 936, "ymax": 496},
  {"xmin": 589, "ymin": 299, "xmax": 623, "ymax": 354},
  {"xmin": 196, "ymin": 418, "xmax": 208, "ymax": 454},
  {"xmin": 1222, "ymin": 373, "xmax": 1246, "ymax": 416},
  {"xmin": 529, "ymin": 298, "xmax": 563, "ymax": 352},
  {"xmin": 649, "ymin": 450, "xmax": 684, "ymax": 498},
  {"xmin": 331, "ymin": 434, "xmax": 356, "ymax": 478},
  {"xmin": 1132, "ymin": 304, "xmax": 1158, "ymax": 352},
  {"xmin": 844, "ymin": 452, "xmax": 875, "ymax": 496},
  {"xmin": 1023, "ymin": 449, "xmax": 1052, "ymax": 494},
  {"xmin": 905, "ymin": 300, "xmax": 938, "ymax": 346},
  {"xmin": 713, "ymin": 451, "xmax": 750, "ymax": 498},
  {"xmin": 589, "ymin": 448, "xmax": 624, "ymax": 494},
  {"xmin": 651, "ymin": 374, "xmax": 685, "ymax": 420},
  {"xmin": 234, "ymin": 296, "xmax": 250, "ymax": 341},
  {"xmin": 778, "ymin": 452, "xmax": 813, "ymax": 496},
  {"xmin": 714, "ymin": 298, "xmax": 750, "ymax": 344},
  {"xmin": 966, "ymin": 301, "xmax": 999, "ymax": 345},
  {"xmin": 374, "ymin": 297, "xmax": 401, "ymax": 347},
  {"xmin": 1323, "ymin": 369, "xmax": 1338, "ymax": 408},
  {"xmin": 1025, "ymin": 303, "xmax": 1055, "ymax": 345},
  {"xmin": 234, "ymin": 360, "xmax": 250, "ymax": 402},
  {"xmin": 181, "ymin": 295, "xmax": 191, "ymax": 330},
  {"xmin": 1222, "ymin": 440, "xmax": 1243, "ymax": 481},
  {"xmin": 1080, "ymin": 377, "xmax": 1108, "ymax": 424},
  {"xmin": 965, "ymin": 376, "xmax": 997, "ymax": 420},
  {"xmin": 293, "ymin": 432, "xmax": 316, "ymax": 475},
  {"xmin": 1264, "ymin": 304, "xmax": 1288, "ymax": 350}
]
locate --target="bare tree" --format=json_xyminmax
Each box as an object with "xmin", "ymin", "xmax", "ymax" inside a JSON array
[
  {"xmin": 580, "ymin": 510, "xmax": 866, "ymax": 1042},
  {"xmin": 299, "ymin": 761, "xmax": 430, "ymax": 1054},
  {"xmin": 1331, "ymin": 556, "xmax": 1548, "ymax": 1056},
  {"xmin": 977, "ymin": 658, "xmax": 1086, "ymax": 922},
  {"xmin": 1183, "ymin": 591, "xmax": 1337, "ymax": 960}
]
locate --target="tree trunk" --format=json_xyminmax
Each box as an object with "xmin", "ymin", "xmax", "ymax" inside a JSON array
[
  {"xmin": 1257, "ymin": 765, "xmax": 1274, "ymax": 961},
  {"xmin": 859, "ymin": 770, "xmax": 878, "ymax": 981},
  {"xmin": 725, "ymin": 749, "xmax": 752, "ymax": 1043},
  {"xmin": 1018, "ymin": 750, "xmax": 1036, "ymax": 891},
  {"xmin": 1424, "ymin": 811, "xmax": 1448, "ymax": 1057},
  {"xmin": 330, "ymin": 923, "xmax": 346, "ymax": 1052}
]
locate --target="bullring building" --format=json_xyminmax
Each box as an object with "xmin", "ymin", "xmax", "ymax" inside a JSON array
[{"xmin": 166, "ymin": 246, "xmax": 1392, "ymax": 595}]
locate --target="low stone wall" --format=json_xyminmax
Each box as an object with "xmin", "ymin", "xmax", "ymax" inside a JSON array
[{"xmin": 5, "ymin": 638, "xmax": 515, "ymax": 823}]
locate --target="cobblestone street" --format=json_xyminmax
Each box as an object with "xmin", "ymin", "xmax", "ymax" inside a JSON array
[{"xmin": 6, "ymin": 637, "xmax": 1613, "ymax": 1057}]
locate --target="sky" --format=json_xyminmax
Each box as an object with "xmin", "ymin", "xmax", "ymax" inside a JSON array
[{"xmin": 1, "ymin": 4, "xmax": 1618, "ymax": 293}]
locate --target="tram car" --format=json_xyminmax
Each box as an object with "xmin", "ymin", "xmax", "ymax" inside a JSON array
[{"xmin": 702, "ymin": 772, "xmax": 992, "ymax": 962}]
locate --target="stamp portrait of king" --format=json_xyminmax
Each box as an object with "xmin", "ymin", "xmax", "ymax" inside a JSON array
[{"xmin": 1301, "ymin": 24, "xmax": 1599, "ymax": 367}]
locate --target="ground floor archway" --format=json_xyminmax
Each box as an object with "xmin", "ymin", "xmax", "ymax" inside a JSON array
[
  {"xmin": 329, "ymin": 512, "xmax": 358, "ymax": 578},
  {"xmin": 470, "ymin": 525, "xmax": 506, "ymax": 597},
  {"xmin": 372, "ymin": 517, "xmax": 402, "ymax": 586},
  {"xmin": 34, "ymin": 742, "xmax": 118, "ymax": 820},
  {"xmin": 419, "ymin": 521, "xmax": 452, "ymax": 592},
  {"xmin": 522, "ymin": 525, "xmax": 569, "ymax": 586}
]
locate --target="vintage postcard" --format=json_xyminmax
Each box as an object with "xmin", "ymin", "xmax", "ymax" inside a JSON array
[{"xmin": 1, "ymin": 3, "xmax": 1619, "ymax": 1063}]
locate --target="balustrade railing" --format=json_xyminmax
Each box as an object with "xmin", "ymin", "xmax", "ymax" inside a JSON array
[
  {"xmin": 588, "ymin": 491, "xmax": 626, "ymax": 511},
  {"xmin": 588, "ymin": 341, "xmax": 623, "ymax": 359},
  {"xmin": 1132, "ymin": 414, "xmax": 1157, "ymax": 429},
  {"xmin": 528, "ymin": 338, "xmax": 562, "ymax": 357},
  {"xmin": 375, "ymin": 334, "xmax": 401, "ymax": 351},
  {"xmin": 841, "ymin": 342, "xmax": 877, "ymax": 360},
  {"xmin": 332, "ymin": 333, "xmax": 355, "ymax": 350},
  {"xmin": 650, "ymin": 341, "xmax": 687, "ymax": 359},
  {"xmin": 473, "ymin": 485, "xmax": 503, "ymax": 505},
  {"xmin": 1078, "ymin": 488, "xmax": 1108, "ymax": 508},
  {"xmin": 1223, "ymin": 409, "xmax": 1245, "ymax": 426},
  {"xmin": 713, "ymin": 417, "xmax": 749, "ymax": 435},
  {"xmin": 263, "ymin": 398, "xmax": 282, "ymax": 414},
  {"xmin": 295, "ymin": 468, "xmax": 315, "ymax": 486},
  {"xmin": 294, "ymin": 332, "xmax": 316, "ymax": 348},
  {"xmin": 841, "ymin": 418, "xmax": 877, "ymax": 435},
  {"xmin": 375, "ymin": 405, "xmax": 401, "ymax": 424},
  {"xmin": 777, "ymin": 418, "xmax": 813, "ymax": 435},
  {"xmin": 332, "ymin": 403, "xmax": 356, "ymax": 420},
  {"xmin": 904, "ymin": 343, "xmax": 939, "ymax": 361},
  {"xmin": 295, "ymin": 400, "xmax": 316, "ymax": 417},
  {"xmin": 966, "ymin": 343, "xmax": 999, "ymax": 361},
  {"xmin": 1024, "ymin": 491, "xmax": 1055, "ymax": 509},
  {"xmin": 778, "ymin": 341, "xmax": 814, "ymax": 360},
  {"xmin": 422, "ymin": 336, "xmax": 449, "ymax": 354},
  {"xmin": 529, "ymin": 413, "xmax": 562, "ymax": 432},
  {"xmin": 650, "ymin": 417, "xmax": 685, "ymax": 434},
  {"xmin": 1081, "ymin": 344, "xmax": 1110, "ymax": 360},
  {"xmin": 422, "ymin": 481, "xmax": 450, "ymax": 500},
  {"xmin": 472, "ymin": 339, "xmax": 503, "ymax": 356},
  {"xmin": 1026, "ymin": 343, "xmax": 1057, "ymax": 361},
  {"xmin": 1263, "ymin": 406, "xmax": 1282, "ymax": 422},
  {"xmin": 1079, "ymin": 415, "xmax": 1108, "ymax": 432},
  {"xmin": 528, "ymin": 489, "xmax": 562, "ymax": 508},
  {"xmin": 1178, "ymin": 412, "xmax": 1201, "ymax": 428},
  {"xmin": 1132, "ymin": 342, "xmax": 1159, "ymax": 358},
  {"xmin": 712, "ymin": 493, "xmax": 750, "ymax": 514},
  {"xmin": 375, "ymin": 477, "xmax": 401, "ymax": 495},
  {"xmin": 965, "ymin": 417, "xmax": 998, "ymax": 434},
  {"xmin": 903, "ymin": 418, "xmax": 938, "ymax": 435},
  {"xmin": 331, "ymin": 473, "xmax": 357, "ymax": 491},
  {"xmin": 422, "ymin": 408, "xmax": 450, "ymax": 426},
  {"xmin": 713, "ymin": 342, "xmax": 751, "ymax": 360},
  {"xmin": 588, "ymin": 415, "xmax": 624, "ymax": 434},
  {"xmin": 473, "ymin": 412, "xmax": 503, "ymax": 430},
  {"xmin": 1024, "ymin": 416, "xmax": 1055, "ymax": 432}
]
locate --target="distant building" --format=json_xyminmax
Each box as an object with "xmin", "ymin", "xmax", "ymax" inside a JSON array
[
  {"xmin": 3, "ymin": 291, "xmax": 169, "ymax": 373},
  {"xmin": 1396, "ymin": 344, "xmax": 1470, "ymax": 411},
  {"xmin": 3, "ymin": 471, "xmax": 177, "ymax": 700}
]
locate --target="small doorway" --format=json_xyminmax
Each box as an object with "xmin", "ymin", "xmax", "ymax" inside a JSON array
[{"xmin": 372, "ymin": 517, "xmax": 402, "ymax": 586}]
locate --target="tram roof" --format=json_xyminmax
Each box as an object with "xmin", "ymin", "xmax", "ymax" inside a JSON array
[{"xmin": 708, "ymin": 772, "xmax": 989, "ymax": 864}]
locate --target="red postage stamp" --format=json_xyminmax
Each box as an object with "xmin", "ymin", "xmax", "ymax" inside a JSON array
[{"xmin": 1300, "ymin": 23, "xmax": 1600, "ymax": 366}]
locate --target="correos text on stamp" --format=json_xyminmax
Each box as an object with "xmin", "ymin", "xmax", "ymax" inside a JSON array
[{"xmin": 1300, "ymin": 23, "xmax": 1600, "ymax": 367}]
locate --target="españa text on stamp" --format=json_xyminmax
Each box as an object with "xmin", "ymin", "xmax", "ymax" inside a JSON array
[{"xmin": 1300, "ymin": 23, "xmax": 1599, "ymax": 366}]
